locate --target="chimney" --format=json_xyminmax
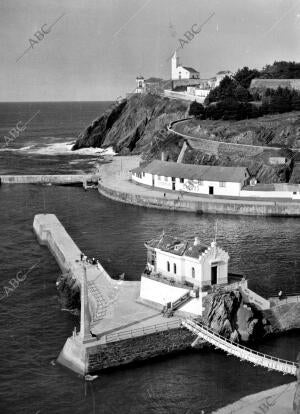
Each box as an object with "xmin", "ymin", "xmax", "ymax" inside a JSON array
[
  {"xmin": 194, "ymin": 237, "xmax": 200, "ymax": 246},
  {"xmin": 161, "ymin": 151, "xmax": 165, "ymax": 161}
]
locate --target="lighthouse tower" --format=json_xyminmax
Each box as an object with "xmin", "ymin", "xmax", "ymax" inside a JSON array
[{"xmin": 171, "ymin": 51, "xmax": 180, "ymax": 80}]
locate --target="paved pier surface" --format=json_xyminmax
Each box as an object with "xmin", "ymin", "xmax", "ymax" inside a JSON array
[
  {"xmin": 33, "ymin": 213, "xmax": 172, "ymax": 336},
  {"xmin": 213, "ymin": 382, "xmax": 296, "ymax": 413},
  {"xmin": 33, "ymin": 214, "xmax": 188, "ymax": 374},
  {"xmin": 97, "ymin": 156, "xmax": 300, "ymax": 216},
  {"xmin": 1, "ymin": 174, "xmax": 98, "ymax": 185}
]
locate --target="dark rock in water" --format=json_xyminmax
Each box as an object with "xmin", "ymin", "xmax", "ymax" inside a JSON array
[
  {"xmin": 56, "ymin": 273, "xmax": 80, "ymax": 312},
  {"xmin": 203, "ymin": 290, "xmax": 265, "ymax": 343}
]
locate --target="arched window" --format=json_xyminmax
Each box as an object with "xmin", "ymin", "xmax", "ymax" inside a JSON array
[
  {"xmin": 167, "ymin": 261, "xmax": 170, "ymax": 272},
  {"xmin": 192, "ymin": 267, "xmax": 195, "ymax": 278},
  {"xmin": 173, "ymin": 263, "xmax": 177, "ymax": 274}
]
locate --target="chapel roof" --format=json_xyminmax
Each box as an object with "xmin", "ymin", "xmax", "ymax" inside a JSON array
[
  {"xmin": 145, "ymin": 234, "xmax": 207, "ymax": 258},
  {"xmin": 181, "ymin": 66, "xmax": 199, "ymax": 74}
]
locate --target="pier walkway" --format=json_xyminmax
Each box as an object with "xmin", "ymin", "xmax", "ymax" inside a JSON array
[
  {"xmin": 1, "ymin": 174, "xmax": 98, "ymax": 185},
  {"xmin": 182, "ymin": 319, "xmax": 297, "ymax": 376}
]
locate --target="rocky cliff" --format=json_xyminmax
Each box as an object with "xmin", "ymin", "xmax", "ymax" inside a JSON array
[
  {"xmin": 73, "ymin": 93, "xmax": 300, "ymax": 183},
  {"xmin": 72, "ymin": 94, "xmax": 189, "ymax": 154}
]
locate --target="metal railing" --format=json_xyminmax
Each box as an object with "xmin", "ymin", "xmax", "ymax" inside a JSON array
[
  {"xmin": 102, "ymin": 319, "xmax": 181, "ymax": 343},
  {"xmin": 182, "ymin": 319, "xmax": 297, "ymax": 376}
]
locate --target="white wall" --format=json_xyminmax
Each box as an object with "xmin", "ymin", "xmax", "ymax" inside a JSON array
[
  {"xmin": 140, "ymin": 276, "xmax": 189, "ymax": 305},
  {"xmin": 153, "ymin": 175, "xmax": 173, "ymax": 190},
  {"xmin": 173, "ymin": 66, "xmax": 199, "ymax": 80},
  {"xmin": 176, "ymin": 178, "xmax": 242, "ymax": 197},
  {"xmin": 131, "ymin": 172, "xmax": 153, "ymax": 186},
  {"xmin": 156, "ymin": 249, "xmax": 202, "ymax": 286},
  {"xmin": 200, "ymin": 244, "xmax": 229, "ymax": 286},
  {"xmin": 156, "ymin": 250, "xmax": 185, "ymax": 282}
]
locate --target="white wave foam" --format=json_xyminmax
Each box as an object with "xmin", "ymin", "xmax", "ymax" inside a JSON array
[{"xmin": 3, "ymin": 141, "xmax": 117, "ymax": 157}]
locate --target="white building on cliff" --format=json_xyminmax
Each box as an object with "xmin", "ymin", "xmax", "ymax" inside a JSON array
[{"xmin": 171, "ymin": 51, "xmax": 200, "ymax": 80}]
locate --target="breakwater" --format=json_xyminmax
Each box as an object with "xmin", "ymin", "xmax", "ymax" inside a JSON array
[
  {"xmin": 33, "ymin": 214, "xmax": 198, "ymax": 375},
  {"xmin": 1, "ymin": 174, "xmax": 98, "ymax": 185}
]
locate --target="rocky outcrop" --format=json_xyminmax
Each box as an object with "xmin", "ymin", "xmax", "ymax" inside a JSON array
[
  {"xmin": 72, "ymin": 94, "xmax": 188, "ymax": 154},
  {"xmin": 56, "ymin": 273, "xmax": 80, "ymax": 313},
  {"xmin": 202, "ymin": 291, "xmax": 266, "ymax": 342}
]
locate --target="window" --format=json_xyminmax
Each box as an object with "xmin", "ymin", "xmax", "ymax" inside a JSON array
[
  {"xmin": 219, "ymin": 182, "xmax": 226, "ymax": 188},
  {"xmin": 164, "ymin": 176, "xmax": 168, "ymax": 182},
  {"xmin": 167, "ymin": 261, "xmax": 170, "ymax": 272},
  {"xmin": 192, "ymin": 267, "xmax": 195, "ymax": 278},
  {"xmin": 180, "ymin": 178, "xmax": 184, "ymax": 183},
  {"xmin": 173, "ymin": 263, "xmax": 177, "ymax": 274}
]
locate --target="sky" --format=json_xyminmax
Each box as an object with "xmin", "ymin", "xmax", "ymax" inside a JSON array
[{"xmin": 0, "ymin": 0, "xmax": 299, "ymax": 101}]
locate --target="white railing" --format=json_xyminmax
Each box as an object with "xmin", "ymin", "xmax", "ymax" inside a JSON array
[{"xmin": 182, "ymin": 319, "xmax": 297, "ymax": 376}]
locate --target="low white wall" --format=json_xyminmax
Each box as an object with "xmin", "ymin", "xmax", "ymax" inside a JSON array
[
  {"xmin": 241, "ymin": 189, "xmax": 300, "ymax": 200},
  {"xmin": 164, "ymin": 90, "xmax": 205, "ymax": 104},
  {"xmin": 179, "ymin": 297, "xmax": 203, "ymax": 316},
  {"xmin": 140, "ymin": 276, "xmax": 189, "ymax": 305}
]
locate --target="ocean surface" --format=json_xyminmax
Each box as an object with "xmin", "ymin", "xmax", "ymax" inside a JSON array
[{"xmin": 0, "ymin": 102, "xmax": 299, "ymax": 414}]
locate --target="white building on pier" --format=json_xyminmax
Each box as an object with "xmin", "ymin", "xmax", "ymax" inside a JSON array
[
  {"xmin": 145, "ymin": 234, "xmax": 229, "ymax": 288},
  {"xmin": 131, "ymin": 160, "xmax": 250, "ymax": 197}
]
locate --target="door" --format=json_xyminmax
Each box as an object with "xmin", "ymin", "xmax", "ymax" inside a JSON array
[
  {"xmin": 209, "ymin": 186, "xmax": 214, "ymax": 195},
  {"xmin": 152, "ymin": 176, "xmax": 155, "ymax": 186},
  {"xmin": 211, "ymin": 265, "xmax": 217, "ymax": 285},
  {"xmin": 172, "ymin": 177, "xmax": 176, "ymax": 190}
]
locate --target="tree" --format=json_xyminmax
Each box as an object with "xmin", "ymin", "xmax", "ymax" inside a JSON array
[
  {"xmin": 234, "ymin": 66, "xmax": 260, "ymax": 89},
  {"xmin": 188, "ymin": 101, "xmax": 204, "ymax": 117},
  {"xmin": 234, "ymin": 85, "xmax": 252, "ymax": 102},
  {"xmin": 260, "ymin": 61, "xmax": 300, "ymax": 79}
]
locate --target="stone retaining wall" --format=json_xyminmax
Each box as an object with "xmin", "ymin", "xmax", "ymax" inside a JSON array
[
  {"xmin": 87, "ymin": 327, "xmax": 197, "ymax": 372},
  {"xmin": 98, "ymin": 183, "xmax": 300, "ymax": 216}
]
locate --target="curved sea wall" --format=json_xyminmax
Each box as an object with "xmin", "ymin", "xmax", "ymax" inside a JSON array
[{"xmin": 98, "ymin": 181, "xmax": 300, "ymax": 216}]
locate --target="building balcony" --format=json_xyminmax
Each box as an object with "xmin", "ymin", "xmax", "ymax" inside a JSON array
[{"xmin": 142, "ymin": 270, "xmax": 196, "ymax": 291}]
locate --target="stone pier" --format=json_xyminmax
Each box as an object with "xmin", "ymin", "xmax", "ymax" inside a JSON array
[{"xmin": 33, "ymin": 214, "xmax": 196, "ymax": 375}]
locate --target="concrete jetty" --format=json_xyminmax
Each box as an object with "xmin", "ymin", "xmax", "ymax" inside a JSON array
[
  {"xmin": 33, "ymin": 214, "xmax": 195, "ymax": 375},
  {"xmin": 1, "ymin": 174, "xmax": 98, "ymax": 185}
]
